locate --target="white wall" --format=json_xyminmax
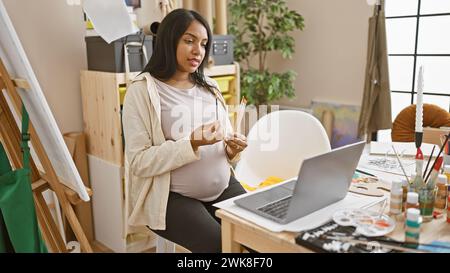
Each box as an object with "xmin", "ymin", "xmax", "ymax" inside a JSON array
[
  {"xmin": 3, "ymin": 0, "xmax": 87, "ymax": 133},
  {"xmin": 134, "ymin": 0, "xmax": 183, "ymax": 28},
  {"xmin": 270, "ymin": 0, "xmax": 373, "ymax": 108},
  {"xmin": 134, "ymin": 0, "xmax": 164, "ymax": 28}
]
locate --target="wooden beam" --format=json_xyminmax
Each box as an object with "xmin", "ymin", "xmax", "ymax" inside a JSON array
[
  {"xmin": 40, "ymin": 172, "xmax": 93, "ymax": 205},
  {"xmin": 34, "ymin": 192, "xmax": 67, "ymax": 252},
  {"xmin": 0, "ymin": 77, "xmax": 5, "ymax": 90},
  {"xmin": 0, "ymin": 75, "xmax": 30, "ymax": 90},
  {"xmin": 0, "ymin": 82, "xmax": 40, "ymax": 180},
  {"xmin": 12, "ymin": 78, "xmax": 31, "ymax": 90},
  {"xmin": 31, "ymin": 178, "xmax": 49, "ymax": 193}
]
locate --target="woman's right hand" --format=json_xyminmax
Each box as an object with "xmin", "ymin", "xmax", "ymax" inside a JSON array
[{"xmin": 190, "ymin": 120, "xmax": 224, "ymax": 151}]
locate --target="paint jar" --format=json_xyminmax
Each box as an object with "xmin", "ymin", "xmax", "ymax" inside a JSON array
[
  {"xmin": 444, "ymin": 165, "xmax": 450, "ymax": 182},
  {"xmin": 418, "ymin": 187, "xmax": 436, "ymax": 222},
  {"xmin": 405, "ymin": 208, "xmax": 421, "ymax": 245},
  {"xmin": 401, "ymin": 178, "xmax": 409, "ymax": 212},
  {"xmin": 435, "ymin": 174, "xmax": 448, "ymax": 210},
  {"xmin": 447, "ymin": 188, "xmax": 450, "ymax": 224},
  {"xmin": 411, "ymin": 175, "xmax": 424, "ymax": 193},
  {"xmin": 405, "ymin": 192, "xmax": 419, "ymax": 211},
  {"xmin": 390, "ymin": 180, "xmax": 403, "ymax": 215},
  {"xmin": 444, "ymin": 155, "xmax": 450, "ymax": 167}
]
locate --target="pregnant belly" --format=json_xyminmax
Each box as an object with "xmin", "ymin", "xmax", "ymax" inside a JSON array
[{"xmin": 170, "ymin": 143, "xmax": 231, "ymax": 202}]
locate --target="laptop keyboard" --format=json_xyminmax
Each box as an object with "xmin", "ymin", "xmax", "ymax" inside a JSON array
[{"xmin": 257, "ymin": 195, "xmax": 292, "ymax": 219}]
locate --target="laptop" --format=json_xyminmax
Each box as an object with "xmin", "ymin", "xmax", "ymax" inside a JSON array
[{"xmin": 233, "ymin": 141, "xmax": 366, "ymax": 224}]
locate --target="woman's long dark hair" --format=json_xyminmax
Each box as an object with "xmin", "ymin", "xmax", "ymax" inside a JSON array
[{"xmin": 142, "ymin": 9, "xmax": 217, "ymax": 95}]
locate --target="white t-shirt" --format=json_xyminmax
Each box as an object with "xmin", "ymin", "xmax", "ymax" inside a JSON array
[{"xmin": 155, "ymin": 78, "xmax": 230, "ymax": 202}]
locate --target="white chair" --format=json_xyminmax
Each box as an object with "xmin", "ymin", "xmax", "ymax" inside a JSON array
[{"xmin": 235, "ymin": 110, "xmax": 331, "ymax": 188}]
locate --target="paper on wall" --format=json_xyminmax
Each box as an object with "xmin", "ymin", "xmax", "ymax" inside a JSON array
[{"xmin": 83, "ymin": 0, "xmax": 138, "ymax": 43}]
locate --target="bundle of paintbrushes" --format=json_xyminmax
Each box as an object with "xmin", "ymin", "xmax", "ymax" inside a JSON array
[
  {"xmin": 407, "ymin": 134, "xmax": 449, "ymax": 191},
  {"xmin": 407, "ymin": 66, "xmax": 448, "ymax": 190},
  {"xmin": 393, "ymin": 144, "xmax": 447, "ymax": 191}
]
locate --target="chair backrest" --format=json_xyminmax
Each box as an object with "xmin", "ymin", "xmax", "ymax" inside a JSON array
[{"xmin": 235, "ymin": 110, "xmax": 331, "ymax": 187}]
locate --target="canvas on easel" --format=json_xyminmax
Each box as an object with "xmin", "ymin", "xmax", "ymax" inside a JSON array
[
  {"xmin": 0, "ymin": 59, "xmax": 93, "ymax": 253},
  {"xmin": 0, "ymin": 0, "xmax": 92, "ymax": 252}
]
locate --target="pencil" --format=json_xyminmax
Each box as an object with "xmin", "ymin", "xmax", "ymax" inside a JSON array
[{"xmin": 355, "ymin": 168, "xmax": 376, "ymax": 177}]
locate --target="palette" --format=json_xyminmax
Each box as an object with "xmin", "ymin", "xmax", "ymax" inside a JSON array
[
  {"xmin": 350, "ymin": 176, "xmax": 391, "ymax": 197},
  {"xmin": 332, "ymin": 209, "xmax": 396, "ymax": 237}
]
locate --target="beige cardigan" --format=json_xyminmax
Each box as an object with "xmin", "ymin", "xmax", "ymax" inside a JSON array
[{"xmin": 122, "ymin": 72, "xmax": 240, "ymax": 237}]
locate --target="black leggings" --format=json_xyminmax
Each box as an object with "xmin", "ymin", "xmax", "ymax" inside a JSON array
[{"xmin": 149, "ymin": 175, "xmax": 246, "ymax": 253}]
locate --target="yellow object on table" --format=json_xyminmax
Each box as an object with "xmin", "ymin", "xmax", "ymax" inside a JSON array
[{"xmin": 241, "ymin": 176, "xmax": 284, "ymax": 192}]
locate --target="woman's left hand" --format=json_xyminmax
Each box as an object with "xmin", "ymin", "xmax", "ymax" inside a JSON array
[{"xmin": 225, "ymin": 133, "xmax": 248, "ymax": 160}]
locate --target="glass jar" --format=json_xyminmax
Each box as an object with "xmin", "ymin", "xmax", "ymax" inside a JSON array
[{"xmin": 417, "ymin": 187, "xmax": 436, "ymax": 222}]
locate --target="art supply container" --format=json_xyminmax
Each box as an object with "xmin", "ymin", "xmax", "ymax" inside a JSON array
[
  {"xmin": 405, "ymin": 208, "xmax": 421, "ymax": 245},
  {"xmin": 435, "ymin": 174, "xmax": 448, "ymax": 210},
  {"xmin": 447, "ymin": 186, "xmax": 450, "ymax": 224},
  {"xmin": 444, "ymin": 155, "xmax": 450, "ymax": 166},
  {"xmin": 390, "ymin": 180, "xmax": 403, "ymax": 215},
  {"xmin": 418, "ymin": 187, "xmax": 436, "ymax": 222},
  {"xmin": 405, "ymin": 192, "xmax": 420, "ymax": 211},
  {"xmin": 444, "ymin": 165, "xmax": 450, "ymax": 182}
]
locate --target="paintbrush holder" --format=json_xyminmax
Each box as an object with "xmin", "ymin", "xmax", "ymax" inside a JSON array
[
  {"xmin": 444, "ymin": 154, "xmax": 450, "ymax": 166},
  {"xmin": 417, "ymin": 187, "xmax": 436, "ymax": 222}
]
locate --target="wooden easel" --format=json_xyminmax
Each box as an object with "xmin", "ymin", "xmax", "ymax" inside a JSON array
[{"xmin": 0, "ymin": 58, "xmax": 93, "ymax": 253}]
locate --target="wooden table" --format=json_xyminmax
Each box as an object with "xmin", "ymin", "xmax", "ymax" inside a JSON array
[{"xmin": 216, "ymin": 202, "xmax": 450, "ymax": 253}]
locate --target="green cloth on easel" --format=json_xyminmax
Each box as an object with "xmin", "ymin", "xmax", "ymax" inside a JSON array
[{"xmin": 0, "ymin": 105, "xmax": 47, "ymax": 253}]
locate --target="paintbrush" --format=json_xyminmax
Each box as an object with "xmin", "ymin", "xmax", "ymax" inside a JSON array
[
  {"xmin": 423, "ymin": 145, "xmax": 436, "ymax": 179},
  {"xmin": 424, "ymin": 134, "xmax": 450, "ymax": 183},
  {"xmin": 392, "ymin": 145, "xmax": 410, "ymax": 184},
  {"xmin": 426, "ymin": 156, "xmax": 443, "ymax": 188},
  {"xmin": 377, "ymin": 198, "xmax": 388, "ymax": 219},
  {"xmin": 234, "ymin": 96, "xmax": 247, "ymax": 133}
]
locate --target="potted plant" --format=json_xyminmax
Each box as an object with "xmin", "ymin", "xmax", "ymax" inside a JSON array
[{"xmin": 228, "ymin": 0, "xmax": 305, "ymax": 106}]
